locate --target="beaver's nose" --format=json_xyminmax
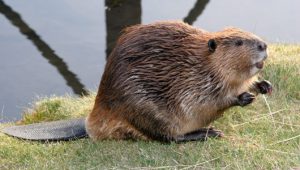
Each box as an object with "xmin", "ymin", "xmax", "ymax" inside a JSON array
[
  {"xmin": 258, "ymin": 42, "xmax": 267, "ymax": 51},
  {"xmin": 263, "ymin": 53, "xmax": 268, "ymax": 60}
]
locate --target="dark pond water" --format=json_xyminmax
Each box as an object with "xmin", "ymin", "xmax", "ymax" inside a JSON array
[{"xmin": 0, "ymin": 0, "xmax": 299, "ymax": 122}]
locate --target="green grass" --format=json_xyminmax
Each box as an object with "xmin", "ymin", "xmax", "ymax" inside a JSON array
[{"xmin": 1, "ymin": 44, "xmax": 300, "ymax": 169}]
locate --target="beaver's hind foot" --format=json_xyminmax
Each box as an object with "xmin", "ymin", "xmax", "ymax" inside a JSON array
[{"xmin": 174, "ymin": 127, "xmax": 224, "ymax": 143}]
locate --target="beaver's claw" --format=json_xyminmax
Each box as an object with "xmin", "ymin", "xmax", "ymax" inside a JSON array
[
  {"xmin": 237, "ymin": 92, "xmax": 255, "ymax": 107},
  {"xmin": 256, "ymin": 80, "xmax": 272, "ymax": 94}
]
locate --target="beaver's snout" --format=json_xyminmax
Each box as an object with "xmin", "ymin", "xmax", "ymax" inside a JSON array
[
  {"xmin": 257, "ymin": 42, "xmax": 267, "ymax": 51},
  {"xmin": 255, "ymin": 61, "xmax": 264, "ymax": 69},
  {"xmin": 252, "ymin": 42, "xmax": 268, "ymax": 70},
  {"xmin": 255, "ymin": 51, "xmax": 268, "ymax": 69}
]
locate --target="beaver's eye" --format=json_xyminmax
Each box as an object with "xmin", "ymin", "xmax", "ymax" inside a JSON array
[{"xmin": 235, "ymin": 40, "xmax": 243, "ymax": 46}]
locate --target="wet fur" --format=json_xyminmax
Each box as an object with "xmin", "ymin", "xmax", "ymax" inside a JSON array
[{"xmin": 86, "ymin": 21, "xmax": 267, "ymax": 142}]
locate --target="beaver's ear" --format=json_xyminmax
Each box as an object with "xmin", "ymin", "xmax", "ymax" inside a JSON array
[{"xmin": 208, "ymin": 39, "xmax": 217, "ymax": 52}]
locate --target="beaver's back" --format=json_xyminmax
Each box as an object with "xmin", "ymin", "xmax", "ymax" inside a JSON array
[{"xmin": 99, "ymin": 21, "xmax": 215, "ymax": 115}]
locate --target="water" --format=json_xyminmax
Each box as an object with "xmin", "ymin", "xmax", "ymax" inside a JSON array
[{"xmin": 0, "ymin": 0, "xmax": 299, "ymax": 122}]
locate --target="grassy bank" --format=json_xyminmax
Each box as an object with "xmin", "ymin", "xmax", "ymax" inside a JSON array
[{"xmin": 1, "ymin": 44, "xmax": 299, "ymax": 169}]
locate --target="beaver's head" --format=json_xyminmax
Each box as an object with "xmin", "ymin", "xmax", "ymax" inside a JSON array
[{"xmin": 208, "ymin": 28, "xmax": 268, "ymax": 80}]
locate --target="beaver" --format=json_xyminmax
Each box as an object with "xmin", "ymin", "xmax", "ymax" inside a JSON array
[
  {"xmin": 2, "ymin": 21, "xmax": 272, "ymax": 142},
  {"xmin": 85, "ymin": 21, "xmax": 272, "ymax": 142}
]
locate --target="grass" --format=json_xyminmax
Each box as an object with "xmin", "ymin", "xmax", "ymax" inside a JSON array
[{"xmin": 0, "ymin": 44, "xmax": 300, "ymax": 169}]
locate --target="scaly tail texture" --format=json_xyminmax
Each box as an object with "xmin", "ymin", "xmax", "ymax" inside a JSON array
[{"xmin": 1, "ymin": 118, "xmax": 87, "ymax": 141}]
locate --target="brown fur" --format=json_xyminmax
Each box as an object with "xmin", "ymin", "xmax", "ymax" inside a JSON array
[{"xmin": 85, "ymin": 21, "xmax": 267, "ymax": 141}]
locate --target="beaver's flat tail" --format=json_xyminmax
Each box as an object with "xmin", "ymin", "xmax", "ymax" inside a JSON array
[{"xmin": 1, "ymin": 118, "xmax": 87, "ymax": 141}]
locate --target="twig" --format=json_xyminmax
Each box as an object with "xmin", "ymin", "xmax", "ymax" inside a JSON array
[
  {"xmin": 264, "ymin": 148, "xmax": 300, "ymax": 156},
  {"xmin": 262, "ymin": 95, "xmax": 275, "ymax": 127},
  {"xmin": 180, "ymin": 156, "xmax": 220, "ymax": 170},
  {"xmin": 270, "ymin": 134, "xmax": 300, "ymax": 146},
  {"xmin": 232, "ymin": 109, "xmax": 286, "ymax": 127},
  {"xmin": 129, "ymin": 156, "xmax": 220, "ymax": 170}
]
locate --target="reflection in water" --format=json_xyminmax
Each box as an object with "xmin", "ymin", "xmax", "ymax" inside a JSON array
[
  {"xmin": 183, "ymin": 0, "xmax": 209, "ymax": 25},
  {"xmin": 105, "ymin": 0, "xmax": 141, "ymax": 59},
  {"xmin": 0, "ymin": 0, "xmax": 208, "ymax": 121},
  {"xmin": 0, "ymin": 0, "xmax": 88, "ymax": 96}
]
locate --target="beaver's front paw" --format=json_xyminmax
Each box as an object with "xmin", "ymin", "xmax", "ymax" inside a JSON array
[
  {"xmin": 237, "ymin": 92, "xmax": 255, "ymax": 107},
  {"xmin": 256, "ymin": 80, "xmax": 272, "ymax": 94}
]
